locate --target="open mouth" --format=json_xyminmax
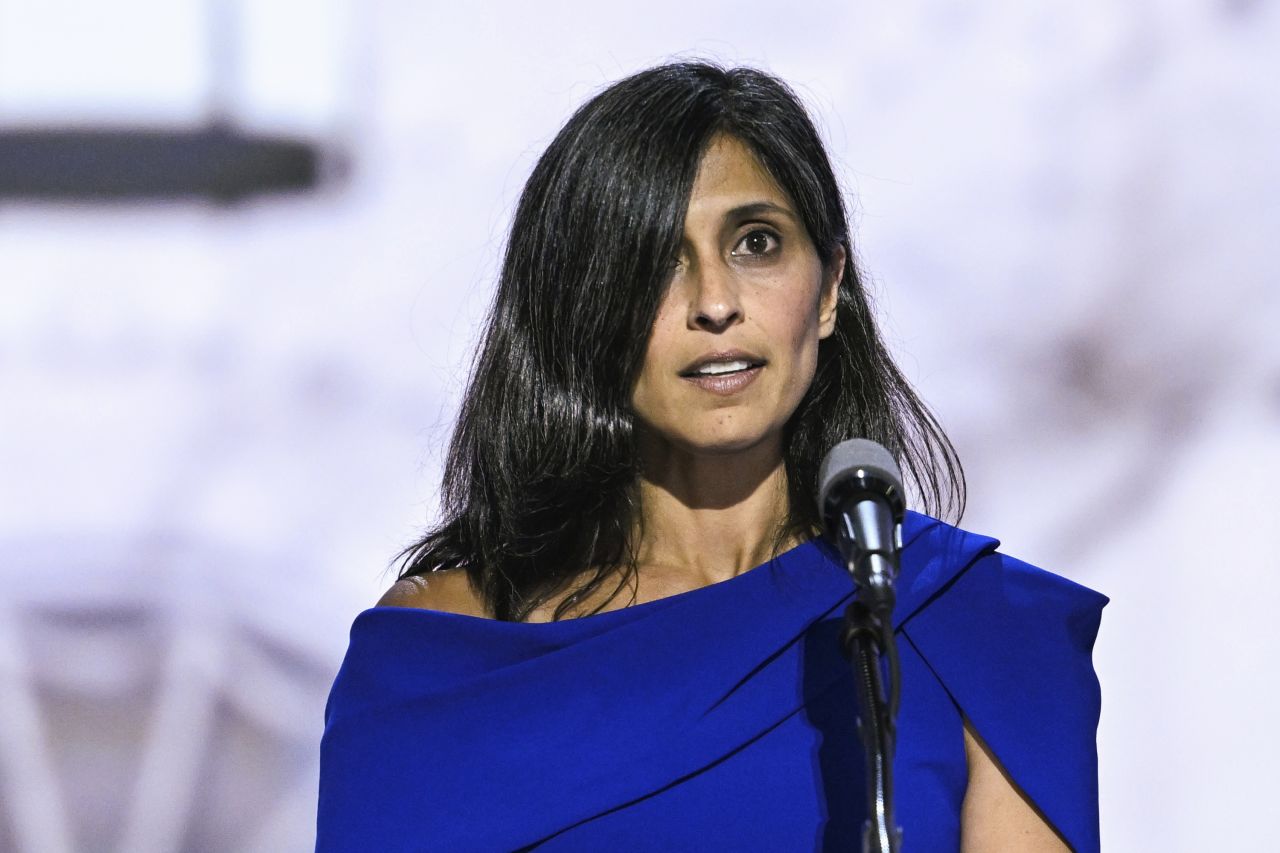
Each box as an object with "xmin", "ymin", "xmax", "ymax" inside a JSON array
[
  {"xmin": 678, "ymin": 358, "xmax": 766, "ymax": 379},
  {"xmin": 678, "ymin": 359, "xmax": 765, "ymax": 395}
]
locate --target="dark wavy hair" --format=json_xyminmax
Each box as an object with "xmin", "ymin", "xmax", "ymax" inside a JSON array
[{"xmin": 395, "ymin": 61, "xmax": 964, "ymax": 621}]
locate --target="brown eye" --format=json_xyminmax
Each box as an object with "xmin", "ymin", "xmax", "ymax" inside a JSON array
[{"xmin": 732, "ymin": 229, "xmax": 779, "ymax": 257}]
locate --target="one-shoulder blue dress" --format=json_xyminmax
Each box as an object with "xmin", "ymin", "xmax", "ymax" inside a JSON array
[{"xmin": 318, "ymin": 512, "xmax": 1107, "ymax": 852}]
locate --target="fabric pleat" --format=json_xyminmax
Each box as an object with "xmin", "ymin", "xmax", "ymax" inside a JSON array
[{"xmin": 318, "ymin": 512, "xmax": 1106, "ymax": 852}]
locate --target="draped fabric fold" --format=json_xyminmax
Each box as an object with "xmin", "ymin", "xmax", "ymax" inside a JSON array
[{"xmin": 318, "ymin": 513, "xmax": 1106, "ymax": 852}]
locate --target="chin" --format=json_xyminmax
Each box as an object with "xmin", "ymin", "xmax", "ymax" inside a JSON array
[{"xmin": 672, "ymin": 426, "xmax": 780, "ymax": 458}]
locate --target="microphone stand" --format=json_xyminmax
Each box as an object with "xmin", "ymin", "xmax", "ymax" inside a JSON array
[
  {"xmin": 841, "ymin": 596, "xmax": 902, "ymax": 853},
  {"xmin": 835, "ymin": 517, "xmax": 903, "ymax": 853}
]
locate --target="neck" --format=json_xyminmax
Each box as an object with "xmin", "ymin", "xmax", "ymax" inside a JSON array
[{"xmin": 633, "ymin": 430, "xmax": 800, "ymax": 585}]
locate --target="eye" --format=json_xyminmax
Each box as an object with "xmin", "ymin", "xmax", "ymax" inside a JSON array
[{"xmin": 731, "ymin": 228, "xmax": 780, "ymax": 258}]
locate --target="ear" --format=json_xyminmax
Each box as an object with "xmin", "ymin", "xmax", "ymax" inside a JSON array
[{"xmin": 817, "ymin": 244, "xmax": 846, "ymax": 340}]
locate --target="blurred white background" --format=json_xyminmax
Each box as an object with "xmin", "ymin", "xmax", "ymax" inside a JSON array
[{"xmin": 1, "ymin": 0, "xmax": 1276, "ymax": 850}]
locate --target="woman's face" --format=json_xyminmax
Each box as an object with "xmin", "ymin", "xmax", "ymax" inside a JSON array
[{"xmin": 630, "ymin": 134, "xmax": 844, "ymax": 459}]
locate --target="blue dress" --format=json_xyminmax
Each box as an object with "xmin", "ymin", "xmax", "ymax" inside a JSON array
[{"xmin": 318, "ymin": 512, "xmax": 1107, "ymax": 852}]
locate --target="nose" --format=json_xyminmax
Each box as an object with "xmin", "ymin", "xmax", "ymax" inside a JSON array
[{"xmin": 685, "ymin": 261, "xmax": 743, "ymax": 332}]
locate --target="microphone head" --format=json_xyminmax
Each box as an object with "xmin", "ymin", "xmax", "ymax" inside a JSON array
[{"xmin": 818, "ymin": 438, "xmax": 905, "ymax": 519}]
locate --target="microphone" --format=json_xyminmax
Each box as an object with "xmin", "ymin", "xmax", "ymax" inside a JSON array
[{"xmin": 818, "ymin": 439, "xmax": 906, "ymax": 616}]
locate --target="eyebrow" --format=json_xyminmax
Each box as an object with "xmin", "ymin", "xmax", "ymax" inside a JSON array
[{"xmin": 724, "ymin": 201, "xmax": 798, "ymax": 221}]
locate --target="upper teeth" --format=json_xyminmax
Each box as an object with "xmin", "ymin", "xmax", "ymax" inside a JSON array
[{"xmin": 694, "ymin": 360, "xmax": 752, "ymax": 376}]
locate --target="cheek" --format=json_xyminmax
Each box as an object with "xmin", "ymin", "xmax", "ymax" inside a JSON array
[
  {"xmin": 763, "ymin": 282, "xmax": 825, "ymax": 403},
  {"xmin": 771, "ymin": 285, "xmax": 824, "ymax": 359},
  {"xmin": 631, "ymin": 307, "xmax": 677, "ymax": 412}
]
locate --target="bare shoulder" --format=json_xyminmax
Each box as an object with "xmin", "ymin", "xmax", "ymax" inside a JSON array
[{"xmin": 376, "ymin": 569, "xmax": 490, "ymax": 618}]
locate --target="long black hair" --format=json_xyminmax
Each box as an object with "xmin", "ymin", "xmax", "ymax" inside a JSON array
[{"xmin": 395, "ymin": 61, "xmax": 964, "ymax": 621}]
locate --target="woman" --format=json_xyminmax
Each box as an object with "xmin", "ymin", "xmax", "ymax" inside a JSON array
[{"xmin": 318, "ymin": 62, "xmax": 1105, "ymax": 852}]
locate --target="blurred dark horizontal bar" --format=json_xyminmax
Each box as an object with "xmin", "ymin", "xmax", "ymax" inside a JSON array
[{"xmin": 0, "ymin": 122, "xmax": 330, "ymax": 202}]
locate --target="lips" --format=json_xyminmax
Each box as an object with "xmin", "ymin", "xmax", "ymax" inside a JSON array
[
  {"xmin": 678, "ymin": 349, "xmax": 767, "ymax": 378},
  {"xmin": 677, "ymin": 349, "xmax": 766, "ymax": 396}
]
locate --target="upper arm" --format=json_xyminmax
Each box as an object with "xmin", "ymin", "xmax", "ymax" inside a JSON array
[
  {"xmin": 376, "ymin": 570, "xmax": 490, "ymax": 618},
  {"xmin": 960, "ymin": 719, "xmax": 1071, "ymax": 852}
]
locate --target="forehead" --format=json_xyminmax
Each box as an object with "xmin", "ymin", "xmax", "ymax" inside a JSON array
[{"xmin": 688, "ymin": 134, "xmax": 791, "ymax": 211}]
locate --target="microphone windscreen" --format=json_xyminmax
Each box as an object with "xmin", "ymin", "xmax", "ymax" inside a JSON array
[{"xmin": 817, "ymin": 438, "xmax": 904, "ymax": 511}]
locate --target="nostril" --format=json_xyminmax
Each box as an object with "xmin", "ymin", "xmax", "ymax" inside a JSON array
[{"xmin": 696, "ymin": 309, "xmax": 741, "ymax": 330}]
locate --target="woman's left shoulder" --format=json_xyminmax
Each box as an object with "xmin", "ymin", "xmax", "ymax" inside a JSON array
[
  {"xmin": 898, "ymin": 511, "xmax": 1109, "ymax": 635},
  {"xmin": 896, "ymin": 511, "xmax": 1107, "ymax": 853}
]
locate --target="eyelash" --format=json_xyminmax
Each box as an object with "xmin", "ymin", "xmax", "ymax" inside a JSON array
[
  {"xmin": 731, "ymin": 227, "xmax": 781, "ymax": 258},
  {"xmin": 667, "ymin": 226, "xmax": 782, "ymax": 271}
]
